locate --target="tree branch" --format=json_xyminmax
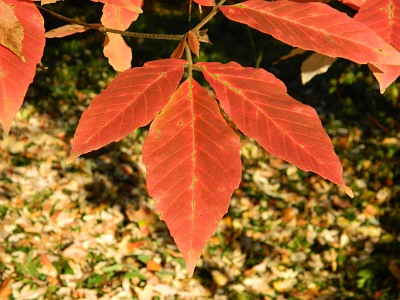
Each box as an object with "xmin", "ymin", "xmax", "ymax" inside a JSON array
[
  {"xmin": 36, "ymin": 5, "xmax": 185, "ymax": 41},
  {"xmin": 193, "ymin": 0, "xmax": 227, "ymax": 31}
]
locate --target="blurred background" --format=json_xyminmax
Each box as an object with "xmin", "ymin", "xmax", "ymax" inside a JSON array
[{"xmin": 0, "ymin": 0, "xmax": 399, "ymax": 299}]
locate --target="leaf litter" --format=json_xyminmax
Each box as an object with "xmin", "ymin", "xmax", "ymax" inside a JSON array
[{"xmin": 0, "ymin": 97, "xmax": 399, "ymax": 299}]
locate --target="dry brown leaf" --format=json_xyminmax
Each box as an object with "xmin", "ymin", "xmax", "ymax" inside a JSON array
[
  {"xmin": 332, "ymin": 195, "xmax": 352, "ymax": 208},
  {"xmin": 272, "ymin": 47, "xmax": 306, "ymax": 65},
  {"xmin": 146, "ymin": 260, "xmax": 162, "ymax": 272},
  {"xmin": 45, "ymin": 24, "xmax": 88, "ymax": 38},
  {"xmin": 41, "ymin": 0, "xmax": 60, "ymax": 4},
  {"xmin": 363, "ymin": 204, "xmax": 378, "ymax": 217},
  {"xmin": 281, "ymin": 208, "xmax": 299, "ymax": 222},
  {"xmin": 211, "ymin": 270, "xmax": 228, "ymax": 286},
  {"xmin": 301, "ymin": 53, "xmax": 337, "ymax": 84},
  {"xmin": 0, "ymin": 277, "xmax": 12, "ymax": 299},
  {"xmin": 125, "ymin": 205, "xmax": 155, "ymax": 224},
  {"xmin": 0, "ymin": 1, "xmax": 24, "ymax": 60}
]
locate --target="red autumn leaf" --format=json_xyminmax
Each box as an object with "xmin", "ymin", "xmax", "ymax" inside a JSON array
[
  {"xmin": 354, "ymin": 0, "xmax": 400, "ymax": 93},
  {"xmin": 193, "ymin": 0, "xmax": 214, "ymax": 6},
  {"xmin": 45, "ymin": 24, "xmax": 88, "ymax": 38},
  {"xmin": 0, "ymin": 0, "xmax": 45, "ymax": 133},
  {"xmin": 101, "ymin": 1, "xmax": 142, "ymax": 72},
  {"xmin": 170, "ymin": 36, "xmax": 186, "ymax": 59},
  {"xmin": 339, "ymin": 0, "xmax": 366, "ymax": 10},
  {"xmin": 220, "ymin": 0, "xmax": 400, "ymax": 66},
  {"xmin": 67, "ymin": 59, "xmax": 185, "ymax": 163},
  {"xmin": 142, "ymin": 79, "xmax": 242, "ymax": 277},
  {"xmin": 92, "ymin": 0, "xmax": 142, "ymax": 13},
  {"xmin": 197, "ymin": 61, "xmax": 353, "ymax": 197},
  {"xmin": 286, "ymin": 0, "xmax": 329, "ymax": 3},
  {"xmin": 355, "ymin": 0, "xmax": 400, "ymax": 48},
  {"xmin": 0, "ymin": 0, "xmax": 24, "ymax": 60}
]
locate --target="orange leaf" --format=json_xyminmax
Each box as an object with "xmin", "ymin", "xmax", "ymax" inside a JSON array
[
  {"xmin": 193, "ymin": 0, "xmax": 214, "ymax": 6},
  {"xmin": 170, "ymin": 36, "xmax": 187, "ymax": 59},
  {"xmin": 340, "ymin": 0, "xmax": 366, "ymax": 10},
  {"xmin": 67, "ymin": 59, "xmax": 185, "ymax": 163},
  {"xmin": 142, "ymin": 79, "xmax": 242, "ymax": 276},
  {"xmin": 197, "ymin": 61, "xmax": 353, "ymax": 197},
  {"xmin": 221, "ymin": 0, "xmax": 400, "ymax": 66},
  {"xmin": 354, "ymin": 0, "xmax": 400, "ymax": 92},
  {"xmin": 0, "ymin": 277, "xmax": 12, "ymax": 299},
  {"xmin": 103, "ymin": 33, "xmax": 132, "ymax": 73},
  {"xmin": 187, "ymin": 31, "xmax": 200, "ymax": 57},
  {"xmin": 101, "ymin": 2, "xmax": 142, "ymax": 72}
]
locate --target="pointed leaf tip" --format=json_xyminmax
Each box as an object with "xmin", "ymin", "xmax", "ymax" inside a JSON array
[
  {"xmin": 343, "ymin": 185, "xmax": 354, "ymax": 198},
  {"xmin": 184, "ymin": 250, "xmax": 202, "ymax": 278},
  {"xmin": 66, "ymin": 153, "xmax": 79, "ymax": 165}
]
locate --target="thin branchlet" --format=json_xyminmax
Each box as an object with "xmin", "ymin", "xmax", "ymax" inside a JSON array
[{"xmin": 36, "ymin": 5, "xmax": 185, "ymax": 41}]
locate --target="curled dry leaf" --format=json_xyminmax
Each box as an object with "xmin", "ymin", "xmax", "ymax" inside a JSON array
[{"xmin": 192, "ymin": 29, "xmax": 211, "ymax": 44}]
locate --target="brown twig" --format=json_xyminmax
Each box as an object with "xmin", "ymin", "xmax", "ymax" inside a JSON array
[
  {"xmin": 36, "ymin": 5, "xmax": 185, "ymax": 41},
  {"xmin": 193, "ymin": 0, "xmax": 227, "ymax": 31}
]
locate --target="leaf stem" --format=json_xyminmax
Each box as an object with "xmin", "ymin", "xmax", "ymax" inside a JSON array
[
  {"xmin": 193, "ymin": 0, "xmax": 227, "ymax": 31},
  {"xmin": 36, "ymin": 5, "xmax": 185, "ymax": 41},
  {"xmin": 185, "ymin": 43, "xmax": 193, "ymax": 79}
]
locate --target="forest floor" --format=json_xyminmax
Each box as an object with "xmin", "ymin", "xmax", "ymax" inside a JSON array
[{"xmin": 1, "ymin": 90, "xmax": 400, "ymax": 299}]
